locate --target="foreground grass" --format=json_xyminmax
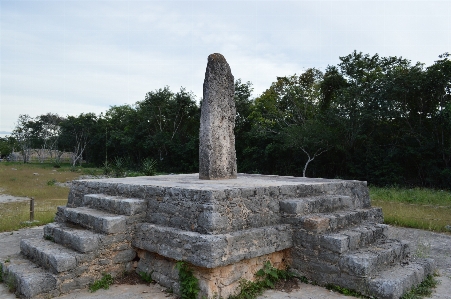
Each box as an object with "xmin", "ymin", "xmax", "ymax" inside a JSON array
[
  {"xmin": 0, "ymin": 162, "xmax": 102, "ymax": 232},
  {"xmin": 370, "ymin": 186, "xmax": 451, "ymax": 233},
  {"xmin": 0, "ymin": 199, "xmax": 67, "ymax": 232},
  {"xmin": 0, "ymin": 162, "xmax": 101, "ymax": 199}
]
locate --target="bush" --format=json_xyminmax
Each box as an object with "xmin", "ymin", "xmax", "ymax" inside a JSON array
[
  {"xmin": 142, "ymin": 158, "xmax": 157, "ymax": 176},
  {"xmin": 89, "ymin": 273, "xmax": 114, "ymax": 292}
]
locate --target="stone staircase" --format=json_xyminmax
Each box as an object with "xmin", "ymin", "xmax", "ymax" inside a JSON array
[
  {"xmin": 281, "ymin": 195, "xmax": 435, "ymax": 299},
  {"xmin": 1, "ymin": 186, "xmax": 436, "ymax": 299},
  {"xmin": 1, "ymin": 194, "xmax": 146, "ymax": 299}
]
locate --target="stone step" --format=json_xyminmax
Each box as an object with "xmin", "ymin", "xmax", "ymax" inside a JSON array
[
  {"xmin": 1, "ymin": 254, "xmax": 58, "ymax": 299},
  {"xmin": 44, "ymin": 222, "xmax": 102, "ymax": 253},
  {"xmin": 283, "ymin": 207, "xmax": 383, "ymax": 233},
  {"xmin": 280, "ymin": 195, "xmax": 356, "ymax": 215},
  {"xmin": 57, "ymin": 206, "xmax": 127, "ymax": 234},
  {"xmin": 339, "ymin": 239, "xmax": 410, "ymax": 277},
  {"xmin": 20, "ymin": 238, "xmax": 91, "ymax": 274},
  {"xmin": 366, "ymin": 258, "xmax": 435, "ymax": 299},
  {"xmin": 293, "ymin": 223, "xmax": 389, "ymax": 254},
  {"xmin": 82, "ymin": 194, "xmax": 147, "ymax": 216}
]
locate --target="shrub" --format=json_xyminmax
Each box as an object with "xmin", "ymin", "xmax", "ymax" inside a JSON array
[{"xmin": 142, "ymin": 158, "xmax": 157, "ymax": 176}]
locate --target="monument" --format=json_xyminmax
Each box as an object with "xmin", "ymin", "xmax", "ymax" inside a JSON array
[
  {"xmin": 199, "ymin": 53, "xmax": 237, "ymax": 180},
  {"xmin": 1, "ymin": 54, "xmax": 435, "ymax": 299}
]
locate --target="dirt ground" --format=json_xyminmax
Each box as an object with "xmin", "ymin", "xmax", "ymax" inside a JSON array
[{"xmin": 0, "ymin": 225, "xmax": 450, "ymax": 299}]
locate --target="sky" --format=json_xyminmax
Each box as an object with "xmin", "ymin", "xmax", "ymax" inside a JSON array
[{"xmin": 0, "ymin": 0, "xmax": 450, "ymax": 137}]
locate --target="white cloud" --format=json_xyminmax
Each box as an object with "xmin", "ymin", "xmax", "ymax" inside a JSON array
[{"xmin": 1, "ymin": 0, "xmax": 450, "ymax": 133}]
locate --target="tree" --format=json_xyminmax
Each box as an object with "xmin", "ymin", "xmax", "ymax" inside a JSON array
[
  {"xmin": 0, "ymin": 137, "xmax": 13, "ymax": 158},
  {"xmin": 251, "ymin": 69, "xmax": 335, "ymax": 176},
  {"xmin": 134, "ymin": 87, "xmax": 200, "ymax": 172},
  {"xmin": 12, "ymin": 114, "xmax": 34, "ymax": 163},
  {"xmin": 36, "ymin": 113, "xmax": 64, "ymax": 163},
  {"xmin": 60, "ymin": 113, "xmax": 97, "ymax": 167}
]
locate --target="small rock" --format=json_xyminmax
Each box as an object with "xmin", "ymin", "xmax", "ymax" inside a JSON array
[
  {"xmin": 11, "ymin": 168, "xmax": 17, "ymax": 170},
  {"xmin": 445, "ymin": 225, "xmax": 451, "ymax": 232},
  {"xmin": 33, "ymin": 173, "xmax": 39, "ymax": 175}
]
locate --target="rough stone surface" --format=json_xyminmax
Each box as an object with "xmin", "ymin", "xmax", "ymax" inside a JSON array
[
  {"xmin": 56, "ymin": 206, "xmax": 127, "ymax": 234},
  {"xmin": 67, "ymin": 174, "xmax": 371, "ymax": 234},
  {"xmin": 1, "ymin": 173, "xmax": 436, "ymax": 299},
  {"xmin": 133, "ymin": 224, "xmax": 292, "ymax": 268},
  {"xmin": 82, "ymin": 194, "xmax": 147, "ymax": 216},
  {"xmin": 136, "ymin": 249, "xmax": 290, "ymax": 299},
  {"xmin": 20, "ymin": 238, "xmax": 79, "ymax": 273},
  {"xmin": 199, "ymin": 53, "xmax": 237, "ymax": 180},
  {"xmin": 44, "ymin": 223, "xmax": 101, "ymax": 253}
]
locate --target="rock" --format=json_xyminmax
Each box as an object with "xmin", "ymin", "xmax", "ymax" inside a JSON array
[{"xmin": 199, "ymin": 53, "xmax": 237, "ymax": 180}]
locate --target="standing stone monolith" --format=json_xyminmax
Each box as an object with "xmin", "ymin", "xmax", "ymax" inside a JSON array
[{"xmin": 199, "ymin": 53, "xmax": 237, "ymax": 180}]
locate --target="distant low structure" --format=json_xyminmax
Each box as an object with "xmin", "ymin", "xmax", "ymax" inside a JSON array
[{"xmin": 8, "ymin": 150, "xmax": 73, "ymax": 163}]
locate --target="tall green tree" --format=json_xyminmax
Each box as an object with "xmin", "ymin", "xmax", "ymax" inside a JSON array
[
  {"xmin": 250, "ymin": 69, "xmax": 337, "ymax": 176},
  {"xmin": 60, "ymin": 113, "xmax": 98, "ymax": 166}
]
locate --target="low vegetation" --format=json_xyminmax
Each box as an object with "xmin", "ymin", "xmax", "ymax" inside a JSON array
[
  {"xmin": 400, "ymin": 274, "xmax": 439, "ymax": 299},
  {"xmin": 0, "ymin": 162, "xmax": 99, "ymax": 199},
  {"xmin": 138, "ymin": 271, "xmax": 153, "ymax": 283},
  {"xmin": 229, "ymin": 261, "xmax": 295, "ymax": 299},
  {"xmin": 370, "ymin": 187, "xmax": 451, "ymax": 233},
  {"xmin": 0, "ymin": 162, "xmax": 99, "ymax": 232},
  {"xmin": 89, "ymin": 273, "xmax": 114, "ymax": 292},
  {"xmin": 175, "ymin": 261, "xmax": 200, "ymax": 299}
]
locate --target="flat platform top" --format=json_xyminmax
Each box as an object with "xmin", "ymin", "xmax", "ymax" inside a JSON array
[{"xmin": 78, "ymin": 173, "xmax": 364, "ymax": 190}]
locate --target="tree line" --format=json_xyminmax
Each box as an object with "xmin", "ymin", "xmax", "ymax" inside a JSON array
[{"xmin": 2, "ymin": 51, "xmax": 450, "ymax": 188}]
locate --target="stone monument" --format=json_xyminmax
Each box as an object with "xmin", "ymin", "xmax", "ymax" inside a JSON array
[
  {"xmin": 199, "ymin": 53, "xmax": 237, "ymax": 180},
  {"xmin": 0, "ymin": 54, "xmax": 435, "ymax": 299}
]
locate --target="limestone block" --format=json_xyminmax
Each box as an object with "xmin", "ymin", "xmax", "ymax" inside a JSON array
[
  {"xmin": 133, "ymin": 223, "xmax": 292, "ymax": 268},
  {"xmin": 199, "ymin": 53, "xmax": 237, "ymax": 180}
]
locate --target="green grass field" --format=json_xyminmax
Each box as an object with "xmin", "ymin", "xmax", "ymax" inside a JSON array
[
  {"xmin": 0, "ymin": 162, "xmax": 102, "ymax": 232},
  {"xmin": 370, "ymin": 186, "xmax": 451, "ymax": 233}
]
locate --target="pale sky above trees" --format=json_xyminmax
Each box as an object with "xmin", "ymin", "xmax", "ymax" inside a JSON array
[{"xmin": 1, "ymin": 0, "xmax": 449, "ymax": 136}]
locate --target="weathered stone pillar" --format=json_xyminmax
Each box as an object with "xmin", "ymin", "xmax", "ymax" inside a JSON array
[{"xmin": 199, "ymin": 53, "xmax": 237, "ymax": 180}]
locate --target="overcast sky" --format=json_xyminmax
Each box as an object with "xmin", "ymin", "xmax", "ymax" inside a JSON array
[{"xmin": 1, "ymin": 0, "xmax": 450, "ymax": 136}]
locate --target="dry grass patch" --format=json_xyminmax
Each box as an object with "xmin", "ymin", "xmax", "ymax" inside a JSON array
[
  {"xmin": 370, "ymin": 186, "xmax": 451, "ymax": 233},
  {"xmin": 0, "ymin": 162, "xmax": 102, "ymax": 232},
  {"xmin": 0, "ymin": 199, "xmax": 67, "ymax": 232},
  {"xmin": 371, "ymin": 200, "xmax": 451, "ymax": 233},
  {"xmin": 0, "ymin": 162, "xmax": 91, "ymax": 199}
]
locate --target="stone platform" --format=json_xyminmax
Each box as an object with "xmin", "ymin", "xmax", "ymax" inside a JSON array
[{"xmin": 1, "ymin": 174, "xmax": 435, "ymax": 299}]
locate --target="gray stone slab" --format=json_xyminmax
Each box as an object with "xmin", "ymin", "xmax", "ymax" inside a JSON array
[
  {"xmin": 83, "ymin": 194, "xmax": 147, "ymax": 216},
  {"xmin": 366, "ymin": 258, "xmax": 435, "ymax": 299},
  {"xmin": 58, "ymin": 206, "xmax": 127, "ymax": 234},
  {"xmin": 133, "ymin": 223, "xmax": 292, "ymax": 268},
  {"xmin": 20, "ymin": 238, "xmax": 79, "ymax": 273},
  {"xmin": 339, "ymin": 239, "xmax": 410, "ymax": 277},
  {"xmin": 279, "ymin": 195, "xmax": 354, "ymax": 215},
  {"xmin": 2, "ymin": 254, "xmax": 58, "ymax": 298},
  {"xmin": 44, "ymin": 223, "xmax": 101, "ymax": 253},
  {"xmin": 285, "ymin": 208, "xmax": 383, "ymax": 233}
]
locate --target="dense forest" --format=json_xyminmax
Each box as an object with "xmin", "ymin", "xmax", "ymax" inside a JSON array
[{"xmin": 1, "ymin": 51, "xmax": 451, "ymax": 189}]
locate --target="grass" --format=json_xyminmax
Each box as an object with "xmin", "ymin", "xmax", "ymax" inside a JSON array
[
  {"xmin": 0, "ymin": 199, "xmax": 67, "ymax": 232},
  {"xmin": 370, "ymin": 186, "xmax": 451, "ymax": 233},
  {"xmin": 0, "ymin": 162, "xmax": 101, "ymax": 199},
  {"xmin": 0, "ymin": 162, "xmax": 102, "ymax": 232},
  {"xmin": 370, "ymin": 186, "xmax": 451, "ymax": 206},
  {"xmin": 400, "ymin": 274, "xmax": 439, "ymax": 299},
  {"xmin": 89, "ymin": 273, "xmax": 114, "ymax": 292}
]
